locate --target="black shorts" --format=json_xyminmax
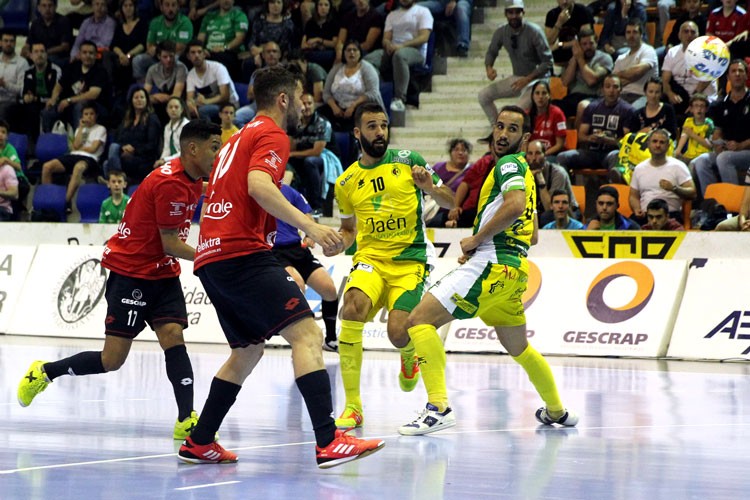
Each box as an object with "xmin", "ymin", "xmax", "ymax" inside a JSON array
[
  {"xmin": 104, "ymin": 271, "xmax": 188, "ymax": 339},
  {"xmin": 271, "ymin": 243, "xmax": 324, "ymax": 282},
  {"xmin": 196, "ymin": 251, "xmax": 312, "ymax": 348},
  {"xmin": 60, "ymin": 154, "xmax": 99, "ymax": 174}
]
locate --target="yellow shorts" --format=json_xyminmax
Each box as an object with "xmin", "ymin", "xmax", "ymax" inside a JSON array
[
  {"xmin": 429, "ymin": 258, "xmax": 528, "ymax": 327},
  {"xmin": 344, "ymin": 256, "xmax": 429, "ymax": 321}
]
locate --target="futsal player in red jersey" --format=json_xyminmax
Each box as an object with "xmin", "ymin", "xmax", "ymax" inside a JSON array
[
  {"xmin": 18, "ymin": 120, "xmax": 223, "ymax": 442},
  {"xmin": 178, "ymin": 66, "xmax": 385, "ymax": 468}
]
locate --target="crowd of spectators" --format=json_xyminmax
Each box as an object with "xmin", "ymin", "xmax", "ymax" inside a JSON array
[
  {"xmin": 0, "ymin": 0, "xmax": 465, "ymax": 222},
  {"xmin": 2, "ymin": 0, "xmax": 750, "ymax": 234},
  {"xmin": 489, "ymin": 0, "xmax": 750, "ymax": 233}
]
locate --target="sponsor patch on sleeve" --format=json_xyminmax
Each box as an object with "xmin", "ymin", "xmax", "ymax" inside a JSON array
[{"xmin": 500, "ymin": 162, "xmax": 519, "ymax": 175}]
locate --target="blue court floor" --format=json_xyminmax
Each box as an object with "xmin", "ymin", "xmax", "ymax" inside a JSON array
[{"xmin": 2, "ymin": 335, "xmax": 750, "ymax": 499}]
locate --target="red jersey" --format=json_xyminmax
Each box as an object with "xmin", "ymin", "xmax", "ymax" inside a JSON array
[
  {"xmin": 194, "ymin": 116, "xmax": 290, "ymax": 269},
  {"xmin": 461, "ymin": 153, "xmax": 494, "ymax": 211},
  {"xmin": 529, "ymin": 105, "xmax": 567, "ymax": 151},
  {"xmin": 707, "ymin": 7, "xmax": 746, "ymax": 42},
  {"xmin": 101, "ymin": 157, "xmax": 202, "ymax": 280}
]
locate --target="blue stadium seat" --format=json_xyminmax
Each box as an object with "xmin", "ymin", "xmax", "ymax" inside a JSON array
[
  {"xmin": 335, "ymin": 131, "xmax": 351, "ymax": 166},
  {"xmin": 76, "ymin": 184, "xmax": 111, "ymax": 223},
  {"xmin": 32, "ymin": 184, "xmax": 67, "ymax": 222},
  {"xmin": 8, "ymin": 132, "xmax": 28, "ymax": 170},
  {"xmin": 235, "ymin": 82, "xmax": 250, "ymax": 107},
  {"xmin": 412, "ymin": 30, "xmax": 436, "ymax": 77},
  {"xmin": 380, "ymin": 82, "xmax": 394, "ymax": 117},
  {"xmin": 0, "ymin": 0, "xmax": 31, "ymax": 35},
  {"xmin": 35, "ymin": 133, "xmax": 69, "ymax": 164},
  {"xmin": 127, "ymin": 184, "xmax": 139, "ymax": 196}
]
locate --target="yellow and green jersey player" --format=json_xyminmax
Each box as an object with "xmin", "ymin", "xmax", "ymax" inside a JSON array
[
  {"xmin": 327, "ymin": 102, "xmax": 455, "ymax": 434},
  {"xmin": 405, "ymin": 105, "xmax": 579, "ymax": 430}
]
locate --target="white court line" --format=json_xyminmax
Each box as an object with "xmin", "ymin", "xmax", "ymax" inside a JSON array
[
  {"xmin": 0, "ymin": 440, "xmax": 315, "ymax": 475},
  {"xmin": 174, "ymin": 480, "xmax": 241, "ymax": 491},
  {"xmin": 4, "ymin": 422, "xmax": 750, "ymax": 475}
]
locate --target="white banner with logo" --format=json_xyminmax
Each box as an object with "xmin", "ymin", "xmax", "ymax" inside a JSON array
[
  {"xmin": 6, "ymin": 247, "xmax": 685, "ymax": 358},
  {"xmin": 0, "ymin": 246, "xmax": 36, "ymax": 334},
  {"xmin": 9, "ymin": 245, "xmax": 113, "ymax": 339},
  {"xmin": 443, "ymin": 258, "xmax": 687, "ymax": 357},
  {"xmin": 668, "ymin": 259, "xmax": 750, "ymax": 360}
]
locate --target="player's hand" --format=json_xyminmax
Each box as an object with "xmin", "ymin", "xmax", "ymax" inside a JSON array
[
  {"xmin": 411, "ymin": 165, "xmax": 434, "ymax": 190},
  {"xmin": 486, "ymin": 67, "xmax": 497, "ymax": 81},
  {"xmin": 460, "ymin": 235, "xmax": 480, "ymax": 256},
  {"xmin": 307, "ymin": 224, "xmax": 344, "ymax": 256},
  {"xmin": 457, "ymin": 253, "xmax": 469, "ymax": 264},
  {"xmin": 303, "ymin": 236, "xmax": 316, "ymax": 249}
]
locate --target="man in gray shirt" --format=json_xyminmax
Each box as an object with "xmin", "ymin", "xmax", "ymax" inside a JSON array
[
  {"xmin": 478, "ymin": 0, "xmax": 552, "ymax": 124},
  {"xmin": 555, "ymin": 27, "xmax": 612, "ymax": 123}
]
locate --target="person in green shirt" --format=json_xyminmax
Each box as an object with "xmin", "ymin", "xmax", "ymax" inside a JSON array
[
  {"xmin": 99, "ymin": 170, "xmax": 130, "ymax": 223},
  {"xmin": 197, "ymin": 0, "xmax": 249, "ymax": 80},
  {"xmin": 132, "ymin": 0, "xmax": 194, "ymax": 81}
]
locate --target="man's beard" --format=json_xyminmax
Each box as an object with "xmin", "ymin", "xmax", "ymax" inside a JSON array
[
  {"xmin": 360, "ymin": 134, "xmax": 388, "ymax": 158},
  {"xmin": 285, "ymin": 105, "xmax": 303, "ymax": 135},
  {"xmin": 494, "ymin": 135, "xmax": 523, "ymax": 158}
]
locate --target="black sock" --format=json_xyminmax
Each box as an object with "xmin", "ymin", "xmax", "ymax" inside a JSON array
[
  {"xmin": 164, "ymin": 344, "xmax": 194, "ymax": 421},
  {"xmin": 191, "ymin": 377, "xmax": 241, "ymax": 445},
  {"xmin": 44, "ymin": 351, "xmax": 105, "ymax": 381},
  {"xmin": 321, "ymin": 299, "xmax": 339, "ymax": 342},
  {"xmin": 296, "ymin": 369, "xmax": 336, "ymax": 448}
]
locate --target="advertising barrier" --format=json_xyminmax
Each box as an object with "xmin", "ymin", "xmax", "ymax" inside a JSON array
[
  {"xmin": 668, "ymin": 259, "xmax": 750, "ymax": 361},
  {"xmin": 442, "ymin": 258, "xmax": 687, "ymax": 357},
  {"xmin": 10, "ymin": 243, "xmax": 749, "ymax": 361},
  {"xmin": 0, "ymin": 246, "xmax": 36, "ymax": 334}
]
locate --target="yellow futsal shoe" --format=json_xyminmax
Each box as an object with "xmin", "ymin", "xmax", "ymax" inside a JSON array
[
  {"xmin": 335, "ymin": 404, "xmax": 364, "ymax": 428},
  {"xmin": 173, "ymin": 411, "xmax": 199, "ymax": 440},
  {"xmin": 18, "ymin": 360, "xmax": 51, "ymax": 407},
  {"xmin": 399, "ymin": 354, "xmax": 421, "ymax": 392}
]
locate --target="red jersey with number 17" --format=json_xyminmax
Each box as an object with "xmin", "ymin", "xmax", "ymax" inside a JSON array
[
  {"xmin": 194, "ymin": 116, "xmax": 290, "ymax": 270},
  {"xmin": 101, "ymin": 157, "xmax": 203, "ymax": 279}
]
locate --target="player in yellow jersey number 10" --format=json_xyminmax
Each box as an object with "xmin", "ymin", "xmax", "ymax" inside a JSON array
[{"xmin": 325, "ymin": 102, "xmax": 457, "ymax": 435}]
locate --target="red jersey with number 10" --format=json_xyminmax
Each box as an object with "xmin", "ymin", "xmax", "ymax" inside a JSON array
[
  {"xmin": 101, "ymin": 157, "xmax": 202, "ymax": 279},
  {"xmin": 194, "ymin": 116, "xmax": 290, "ymax": 270}
]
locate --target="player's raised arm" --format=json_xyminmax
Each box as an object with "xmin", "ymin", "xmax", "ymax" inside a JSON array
[{"xmin": 412, "ymin": 165, "xmax": 455, "ymax": 209}]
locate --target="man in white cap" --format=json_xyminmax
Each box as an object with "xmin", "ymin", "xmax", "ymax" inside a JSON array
[{"xmin": 478, "ymin": 0, "xmax": 553, "ymax": 124}]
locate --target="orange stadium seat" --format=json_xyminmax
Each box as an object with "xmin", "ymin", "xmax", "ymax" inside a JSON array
[
  {"xmin": 550, "ymin": 76, "xmax": 567, "ymax": 100},
  {"xmin": 602, "ymin": 183, "xmax": 632, "ymax": 217},
  {"xmin": 571, "ymin": 184, "xmax": 586, "ymax": 222},
  {"xmin": 564, "ymin": 129, "xmax": 577, "ymax": 150},
  {"xmin": 704, "ymin": 183, "xmax": 745, "ymax": 214}
]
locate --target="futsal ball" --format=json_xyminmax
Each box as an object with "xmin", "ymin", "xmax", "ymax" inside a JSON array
[{"xmin": 685, "ymin": 36, "xmax": 730, "ymax": 82}]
